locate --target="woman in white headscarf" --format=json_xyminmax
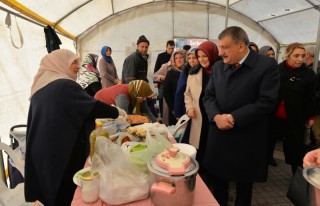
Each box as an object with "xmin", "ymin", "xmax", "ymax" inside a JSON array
[
  {"xmin": 25, "ymin": 49, "xmax": 123, "ymax": 206},
  {"xmin": 77, "ymin": 53, "xmax": 102, "ymax": 96}
]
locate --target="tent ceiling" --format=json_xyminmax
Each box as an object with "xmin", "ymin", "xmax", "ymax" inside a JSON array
[{"xmin": 0, "ymin": 0, "xmax": 319, "ymax": 44}]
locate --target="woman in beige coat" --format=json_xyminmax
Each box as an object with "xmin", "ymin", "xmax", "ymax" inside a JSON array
[{"xmin": 184, "ymin": 41, "xmax": 220, "ymax": 173}]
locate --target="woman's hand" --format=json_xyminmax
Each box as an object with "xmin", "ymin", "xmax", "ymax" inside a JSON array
[
  {"xmin": 306, "ymin": 119, "xmax": 314, "ymax": 128},
  {"xmin": 303, "ymin": 148, "xmax": 320, "ymax": 167},
  {"xmin": 187, "ymin": 108, "xmax": 196, "ymax": 119},
  {"xmin": 159, "ymin": 75, "xmax": 165, "ymax": 81},
  {"xmin": 154, "ymin": 83, "xmax": 158, "ymax": 88},
  {"xmin": 115, "ymin": 107, "xmax": 127, "ymax": 117},
  {"xmin": 114, "ymin": 79, "xmax": 121, "ymax": 84}
]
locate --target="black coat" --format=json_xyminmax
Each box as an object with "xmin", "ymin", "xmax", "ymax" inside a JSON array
[
  {"xmin": 277, "ymin": 61, "xmax": 316, "ymax": 166},
  {"xmin": 44, "ymin": 25, "xmax": 61, "ymax": 53},
  {"xmin": 163, "ymin": 68, "xmax": 181, "ymax": 125},
  {"xmin": 316, "ymin": 74, "xmax": 320, "ymax": 114},
  {"xmin": 203, "ymin": 51, "xmax": 279, "ymax": 182},
  {"xmin": 25, "ymin": 79, "xmax": 118, "ymax": 206},
  {"xmin": 306, "ymin": 61, "xmax": 320, "ymax": 114},
  {"xmin": 121, "ymin": 50, "xmax": 149, "ymax": 83},
  {"xmin": 277, "ymin": 61, "xmax": 316, "ymax": 124},
  {"xmin": 154, "ymin": 51, "xmax": 171, "ymax": 73}
]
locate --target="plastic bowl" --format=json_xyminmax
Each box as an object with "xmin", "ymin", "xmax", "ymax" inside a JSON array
[{"xmin": 172, "ymin": 143, "xmax": 197, "ymax": 160}]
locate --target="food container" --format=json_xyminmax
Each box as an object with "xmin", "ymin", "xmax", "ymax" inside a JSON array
[
  {"xmin": 303, "ymin": 166, "xmax": 320, "ymax": 205},
  {"xmin": 126, "ymin": 114, "xmax": 150, "ymax": 125},
  {"xmin": 79, "ymin": 169, "xmax": 100, "ymax": 203},
  {"xmin": 102, "ymin": 122, "xmax": 117, "ymax": 135},
  {"xmin": 147, "ymin": 147, "xmax": 199, "ymax": 206},
  {"xmin": 172, "ymin": 143, "xmax": 197, "ymax": 160}
]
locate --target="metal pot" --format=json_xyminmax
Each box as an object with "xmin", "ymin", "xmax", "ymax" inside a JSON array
[
  {"xmin": 303, "ymin": 166, "xmax": 320, "ymax": 205},
  {"xmin": 147, "ymin": 147, "xmax": 199, "ymax": 206}
]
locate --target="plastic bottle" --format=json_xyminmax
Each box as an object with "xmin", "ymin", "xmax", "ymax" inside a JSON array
[{"xmin": 89, "ymin": 121, "xmax": 109, "ymax": 158}]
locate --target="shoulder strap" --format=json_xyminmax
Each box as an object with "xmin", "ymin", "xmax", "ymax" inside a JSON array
[{"xmin": 5, "ymin": 13, "xmax": 24, "ymax": 49}]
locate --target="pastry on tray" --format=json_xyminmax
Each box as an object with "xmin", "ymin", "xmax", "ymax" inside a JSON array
[{"xmin": 126, "ymin": 115, "xmax": 150, "ymax": 125}]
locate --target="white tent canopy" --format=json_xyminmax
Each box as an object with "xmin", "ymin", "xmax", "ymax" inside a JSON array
[
  {"xmin": 2, "ymin": 0, "xmax": 319, "ymax": 44},
  {"xmin": 0, "ymin": 0, "xmax": 320, "ymax": 141}
]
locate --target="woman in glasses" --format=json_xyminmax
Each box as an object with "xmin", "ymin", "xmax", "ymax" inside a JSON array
[{"xmin": 25, "ymin": 49, "xmax": 122, "ymax": 206}]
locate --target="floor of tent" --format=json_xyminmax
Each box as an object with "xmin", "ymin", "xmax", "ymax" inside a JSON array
[{"xmin": 226, "ymin": 141, "xmax": 294, "ymax": 206}]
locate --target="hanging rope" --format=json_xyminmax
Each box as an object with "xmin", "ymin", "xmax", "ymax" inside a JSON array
[{"xmin": 5, "ymin": 13, "xmax": 24, "ymax": 49}]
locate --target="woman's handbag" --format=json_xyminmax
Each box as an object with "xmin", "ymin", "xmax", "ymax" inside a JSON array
[{"xmin": 287, "ymin": 166, "xmax": 310, "ymax": 206}]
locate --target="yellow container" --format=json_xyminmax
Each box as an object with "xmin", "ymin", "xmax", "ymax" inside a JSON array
[{"xmin": 89, "ymin": 121, "xmax": 109, "ymax": 158}]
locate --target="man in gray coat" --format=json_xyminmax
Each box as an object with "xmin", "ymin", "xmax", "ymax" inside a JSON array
[{"xmin": 203, "ymin": 26, "xmax": 279, "ymax": 206}]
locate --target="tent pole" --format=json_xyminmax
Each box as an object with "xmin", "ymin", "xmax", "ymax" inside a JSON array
[
  {"xmin": 207, "ymin": 3, "xmax": 209, "ymax": 39},
  {"xmin": 225, "ymin": 0, "xmax": 229, "ymax": 28},
  {"xmin": 172, "ymin": 0, "xmax": 174, "ymax": 38},
  {"xmin": 305, "ymin": 0, "xmax": 320, "ymax": 73},
  {"xmin": 313, "ymin": 11, "xmax": 320, "ymax": 74}
]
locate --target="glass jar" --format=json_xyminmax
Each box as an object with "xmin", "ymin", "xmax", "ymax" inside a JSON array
[{"xmin": 80, "ymin": 171, "xmax": 100, "ymax": 203}]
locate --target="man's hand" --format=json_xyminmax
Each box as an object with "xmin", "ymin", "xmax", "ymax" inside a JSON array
[{"xmin": 213, "ymin": 114, "xmax": 235, "ymax": 130}]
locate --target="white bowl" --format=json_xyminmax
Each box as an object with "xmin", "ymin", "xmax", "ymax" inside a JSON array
[{"xmin": 172, "ymin": 143, "xmax": 197, "ymax": 160}]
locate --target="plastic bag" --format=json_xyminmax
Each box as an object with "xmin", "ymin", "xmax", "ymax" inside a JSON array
[
  {"xmin": 122, "ymin": 142, "xmax": 151, "ymax": 172},
  {"xmin": 122, "ymin": 126, "xmax": 172, "ymax": 172},
  {"xmin": 96, "ymin": 117, "xmax": 130, "ymax": 135},
  {"xmin": 91, "ymin": 137, "xmax": 150, "ymax": 205},
  {"xmin": 145, "ymin": 126, "xmax": 172, "ymax": 156}
]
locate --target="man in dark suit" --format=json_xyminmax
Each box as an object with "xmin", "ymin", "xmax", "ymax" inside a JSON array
[
  {"xmin": 203, "ymin": 26, "xmax": 280, "ymax": 206},
  {"xmin": 153, "ymin": 40, "xmax": 175, "ymax": 117},
  {"xmin": 154, "ymin": 40, "xmax": 175, "ymax": 73},
  {"xmin": 305, "ymin": 45, "xmax": 320, "ymax": 148}
]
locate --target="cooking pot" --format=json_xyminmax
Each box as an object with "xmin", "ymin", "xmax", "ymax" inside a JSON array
[
  {"xmin": 147, "ymin": 147, "xmax": 199, "ymax": 206},
  {"xmin": 303, "ymin": 166, "xmax": 320, "ymax": 205}
]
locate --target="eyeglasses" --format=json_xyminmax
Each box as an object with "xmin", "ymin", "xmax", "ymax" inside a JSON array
[
  {"xmin": 72, "ymin": 60, "xmax": 81, "ymax": 68},
  {"xmin": 72, "ymin": 60, "xmax": 79, "ymax": 65}
]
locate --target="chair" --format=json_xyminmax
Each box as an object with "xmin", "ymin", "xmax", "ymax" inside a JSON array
[
  {"xmin": 0, "ymin": 142, "xmax": 25, "ymax": 206},
  {"xmin": 8, "ymin": 125, "xmax": 26, "ymax": 188},
  {"xmin": 171, "ymin": 114, "xmax": 190, "ymax": 143}
]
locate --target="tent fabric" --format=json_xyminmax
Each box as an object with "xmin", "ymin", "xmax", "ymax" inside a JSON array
[
  {"xmin": 0, "ymin": 0, "xmax": 320, "ymax": 142},
  {"xmin": 0, "ymin": 12, "xmax": 74, "ymax": 144},
  {"xmin": 1, "ymin": 0, "xmax": 319, "ymax": 44}
]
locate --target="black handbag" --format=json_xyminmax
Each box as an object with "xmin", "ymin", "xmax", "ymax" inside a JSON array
[{"xmin": 287, "ymin": 166, "xmax": 310, "ymax": 206}]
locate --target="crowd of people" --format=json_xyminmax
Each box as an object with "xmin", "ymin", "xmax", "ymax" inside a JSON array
[{"xmin": 24, "ymin": 26, "xmax": 320, "ymax": 206}]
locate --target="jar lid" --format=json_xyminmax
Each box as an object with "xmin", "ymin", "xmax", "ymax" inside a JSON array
[{"xmin": 79, "ymin": 169, "xmax": 100, "ymax": 181}]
